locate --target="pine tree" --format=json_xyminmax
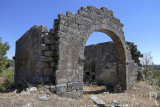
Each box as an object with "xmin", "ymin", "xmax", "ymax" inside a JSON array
[{"xmin": 0, "ymin": 37, "xmax": 10, "ymax": 72}]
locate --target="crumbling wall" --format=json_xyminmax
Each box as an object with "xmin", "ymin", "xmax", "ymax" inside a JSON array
[
  {"xmin": 14, "ymin": 25, "xmax": 57, "ymax": 85},
  {"xmin": 127, "ymin": 42, "xmax": 143, "ymax": 66}
]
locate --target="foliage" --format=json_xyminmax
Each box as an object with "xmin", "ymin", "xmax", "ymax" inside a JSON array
[
  {"xmin": 140, "ymin": 51, "xmax": 160, "ymax": 88},
  {"xmin": 0, "ymin": 37, "xmax": 10, "ymax": 72},
  {"xmin": 0, "ymin": 68, "xmax": 14, "ymax": 91},
  {"xmin": 147, "ymin": 70, "xmax": 160, "ymax": 87},
  {"xmin": 6, "ymin": 59, "xmax": 15, "ymax": 68}
]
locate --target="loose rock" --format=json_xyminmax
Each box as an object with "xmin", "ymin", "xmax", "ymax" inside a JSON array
[
  {"xmin": 39, "ymin": 95, "xmax": 50, "ymax": 101},
  {"xmin": 89, "ymin": 95, "xmax": 106, "ymax": 107}
]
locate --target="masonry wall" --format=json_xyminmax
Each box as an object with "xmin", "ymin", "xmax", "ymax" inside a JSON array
[
  {"xmin": 126, "ymin": 42, "xmax": 143, "ymax": 86},
  {"xmin": 127, "ymin": 42, "xmax": 143, "ymax": 66},
  {"xmin": 84, "ymin": 41, "xmax": 142, "ymax": 88},
  {"xmin": 84, "ymin": 42, "xmax": 118, "ymax": 87},
  {"xmin": 15, "ymin": 25, "xmax": 43, "ymax": 85},
  {"xmin": 14, "ymin": 25, "xmax": 57, "ymax": 85}
]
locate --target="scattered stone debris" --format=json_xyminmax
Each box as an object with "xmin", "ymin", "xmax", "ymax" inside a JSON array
[
  {"xmin": 29, "ymin": 87, "xmax": 37, "ymax": 92},
  {"xmin": 89, "ymin": 95, "xmax": 106, "ymax": 107},
  {"xmin": 20, "ymin": 87, "xmax": 37, "ymax": 95},
  {"xmin": 110, "ymin": 100, "xmax": 129, "ymax": 107},
  {"xmin": 44, "ymin": 85, "xmax": 56, "ymax": 93},
  {"xmin": 110, "ymin": 100, "xmax": 121, "ymax": 107},
  {"xmin": 39, "ymin": 95, "xmax": 50, "ymax": 101}
]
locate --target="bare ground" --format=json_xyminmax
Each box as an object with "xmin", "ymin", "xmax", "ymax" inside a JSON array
[{"xmin": 0, "ymin": 82, "xmax": 159, "ymax": 107}]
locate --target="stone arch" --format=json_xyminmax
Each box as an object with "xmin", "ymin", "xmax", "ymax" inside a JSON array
[
  {"xmin": 54, "ymin": 6, "xmax": 129, "ymax": 98},
  {"xmin": 83, "ymin": 29, "xmax": 126, "ymax": 88}
]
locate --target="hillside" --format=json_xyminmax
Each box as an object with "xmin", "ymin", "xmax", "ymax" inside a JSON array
[{"xmin": 154, "ymin": 65, "xmax": 160, "ymax": 70}]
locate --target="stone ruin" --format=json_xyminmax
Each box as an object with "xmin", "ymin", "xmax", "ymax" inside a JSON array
[
  {"xmin": 14, "ymin": 6, "xmax": 142, "ymax": 98},
  {"xmin": 84, "ymin": 41, "xmax": 142, "ymax": 92}
]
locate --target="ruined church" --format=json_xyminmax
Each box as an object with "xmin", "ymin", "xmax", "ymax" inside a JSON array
[{"xmin": 14, "ymin": 6, "xmax": 142, "ymax": 98}]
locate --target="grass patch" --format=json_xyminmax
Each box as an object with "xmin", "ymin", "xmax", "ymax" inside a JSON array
[{"xmin": 0, "ymin": 67, "xmax": 14, "ymax": 91}]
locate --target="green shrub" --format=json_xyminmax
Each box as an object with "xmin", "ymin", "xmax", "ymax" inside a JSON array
[
  {"xmin": 0, "ymin": 37, "xmax": 10, "ymax": 73},
  {"xmin": 142, "ymin": 69, "xmax": 160, "ymax": 89},
  {"xmin": 0, "ymin": 68, "xmax": 14, "ymax": 91}
]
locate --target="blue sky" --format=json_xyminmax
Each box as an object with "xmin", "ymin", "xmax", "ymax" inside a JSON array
[{"xmin": 0, "ymin": 0, "xmax": 160, "ymax": 64}]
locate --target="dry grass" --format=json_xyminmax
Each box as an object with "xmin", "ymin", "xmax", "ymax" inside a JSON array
[
  {"xmin": 0, "ymin": 82, "xmax": 159, "ymax": 107},
  {"xmin": 83, "ymin": 85, "xmax": 106, "ymax": 92},
  {"xmin": 0, "ymin": 87, "xmax": 94, "ymax": 107},
  {"xmin": 85, "ymin": 82, "xmax": 160, "ymax": 107}
]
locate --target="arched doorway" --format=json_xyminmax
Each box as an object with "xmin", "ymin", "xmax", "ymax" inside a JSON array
[
  {"xmin": 83, "ymin": 32, "xmax": 120, "ymax": 93},
  {"xmin": 54, "ymin": 6, "xmax": 129, "ymax": 98},
  {"xmin": 82, "ymin": 29, "xmax": 126, "ymax": 91}
]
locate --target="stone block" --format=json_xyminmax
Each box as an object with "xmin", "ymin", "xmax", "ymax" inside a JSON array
[
  {"xmin": 101, "ymin": 7, "xmax": 113, "ymax": 16},
  {"xmin": 111, "ymin": 100, "xmax": 122, "ymax": 107},
  {"xmin": 59, "ymin": 19, "xmax": 66, "ymax": 25},
  {"xmin": 66, "ymin": 11, "xmax": 75, "ymax": 18},
  {"xmin": 78, "ymin": 9, "xmax": 90, "ymax": 19},
  {"xmin": 67, "ymin": 82, "xmax": 79, "ymax": 91},
  {"xmin": 39, "ymin": 25, "xmax": 48, "ymax": 33},
  {"xmin": 66, "ymin": 70, "xmax": 79, "ymax": 83},
  {"xmin": 50, "ymin": 62, "xmax": 56, "ymax": 67},
  {"xmin": 44, "ymin": 34, "xmax": 55, "ymax": 44},
  {"xmin": 44, "ymin": 51, "xmax": 55, "ymax": 56},
  {"xmin": 58, "ymin": 14, "xmax": 67, "ymax": 20},
  {"xmin": 41, "ymin": 44, "xmax": 49, "ymax": 51},
  {"xmin": 89, "ymin": 95, "xmax": 106, "ymax": 107},
  {"xmin": 49, "ymin": 28, "xmax": 54, "ymax": 34},
  {"xmin": 38, "ymin": 62, "xmax": 49, "ymax": 68},
  {"xmin": 44, "ymin": 68, "xmax": 53, "ymax": 75},
  {"xmin": 56, "ymin": 84, "xmax": 67, "ymax": 94},
  {"xmin": 40, "ymin": 56, "xmax": 54, "ymax": 62},
  {"xmin": 78, "ymin": 25, "xmax": 86, "ymax": 30},
  {"xmin": 50, "ymin": 45, "xmax": 56, "ymax": 50},
  {"xmin": 57, "ymin": 78, "xmax": 68, "ymax": 84}
]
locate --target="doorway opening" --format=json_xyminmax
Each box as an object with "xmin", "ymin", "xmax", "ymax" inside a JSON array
[{"xmin": 83, "ymin": 32, "xmax": 121, "ymax": 94}]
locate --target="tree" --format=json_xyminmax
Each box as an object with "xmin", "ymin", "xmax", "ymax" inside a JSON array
[
  {"xmin": 0, "ymin": 37, "xmax": 10, "ymax": 72},
  {"xmin": 141, "ymin": 51, "xmax": 154, "ymax": 67},
  {"xmin": 140, "ymin": 52, "xmax": 160, "ymax": 88},
  {"xmin": 6, "ymin": 59, "xmax": 15, "ymax": 68},
  {"xmin": 140, "ymin": 51, "xmax": 154, "ymax": 80}
]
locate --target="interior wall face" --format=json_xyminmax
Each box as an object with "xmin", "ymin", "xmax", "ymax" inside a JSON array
[
  {"xmin": 84, "ymin": 42, "xmax": 119, "ymax": 87},
  {"xmin": 83, "ymin": 41, "xmax": 143, "ymax": 89}
]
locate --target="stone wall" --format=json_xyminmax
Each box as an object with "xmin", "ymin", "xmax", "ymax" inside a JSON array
[
  {"xmin": 15, "ymin": 25, "xmax": 57, "ymax": 85},
  {"xmin": 127, "ymin": 42, "xmax": 143, "ymax": 66},
  {"xmin": 84, "ymin": 42, "xmax": 118, "ymax": 87},
  {"xmin": 84, "ymin": 41, "xmax": 142, "ymax": 89},
  {"xmin": 54, "ymin": 6, "xmax": 128, "ymax": 98}
]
